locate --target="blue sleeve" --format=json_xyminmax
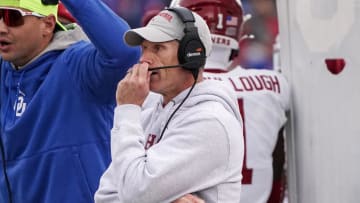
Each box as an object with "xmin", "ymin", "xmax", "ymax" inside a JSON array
[{"xmin": 60, "ymin": 0, "xmax": 141, "ymax": 102}]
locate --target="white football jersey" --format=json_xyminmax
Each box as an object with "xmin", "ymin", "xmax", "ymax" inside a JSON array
[{"xmin": 204, "ymin": 64, "xmax": 290, "ymax": 203}]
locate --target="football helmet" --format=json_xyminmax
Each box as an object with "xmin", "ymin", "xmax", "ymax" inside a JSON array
[
  {"xmin": 58, "ymin": 1, "xmax": 76, "ymax": 24},
  {"xmin": 171, "ymin": 0, "xmax": 243, "ymax": 50}
]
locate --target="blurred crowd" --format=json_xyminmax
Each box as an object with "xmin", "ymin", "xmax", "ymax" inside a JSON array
[
  {"xmin": 102, "ymin": 0, "xmax": 278, "ymax": 70},
  {"xmin": 241, "ymin": 0, "xmax": 278, "ymax": 70},
  {"xmin": 101, "ymin": 0, "xmax": 172, "ymax": 28}
]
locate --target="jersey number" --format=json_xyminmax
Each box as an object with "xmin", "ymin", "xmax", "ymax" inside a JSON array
[{"xmin": 238, "ymin": 98, "xmax": 253, "ymax": 184}]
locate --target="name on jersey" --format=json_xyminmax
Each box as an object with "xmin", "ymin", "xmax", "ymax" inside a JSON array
[
  {"xmin": 212, "ymin": 36, "xmax": 230, "ymax": 46},
  {"xmin": 205, "ymin": 74, "xmax": 281, "ymax": 93},
  {"xmin": 229, "ymin": 75, "xmax": 281, "ymax": 93}
]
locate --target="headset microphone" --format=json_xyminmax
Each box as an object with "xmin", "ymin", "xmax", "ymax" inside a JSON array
[
  {"xmin": 148, "ymin": 61, "xmax": 201, "ymax": 71},
  {"xmin": 148, "ymin": 64, "xmax": 184, "ymax": 71}
]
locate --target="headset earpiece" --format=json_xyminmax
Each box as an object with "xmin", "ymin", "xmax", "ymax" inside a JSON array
[{"xmin": 166, "ymin": 7, "xmax": 206, "ymax": 71}]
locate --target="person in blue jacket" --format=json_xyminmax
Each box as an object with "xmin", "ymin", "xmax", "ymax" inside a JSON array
[{"xmin": 0, "ymin": 0, "xmax": 140, "ymax": 202}]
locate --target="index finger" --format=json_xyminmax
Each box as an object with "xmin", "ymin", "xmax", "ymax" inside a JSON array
[{"xmin": 137, "ymin": 62, "xmax": 149, "ymax": 77}]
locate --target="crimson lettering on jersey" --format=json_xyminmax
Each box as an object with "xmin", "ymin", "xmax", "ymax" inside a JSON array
[
  {"xmin": 204, "ymin": 75, "xmax": 223, "ymax": 81},
  {"xmin": 229, "ymin": 75, "xmax": 281, "ymax": 93},
  {"xmin": 212, "ymin": 36, "xmax": 230, "ymax": 46},
  {"xmin": 145, "ymin": 134, "xmax": 157, "ymax": 150}
]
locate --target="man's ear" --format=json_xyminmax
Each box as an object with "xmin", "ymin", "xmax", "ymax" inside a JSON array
[{"xmin": 41, "ymin": 15, "xmax": 57, "ymax": 35}]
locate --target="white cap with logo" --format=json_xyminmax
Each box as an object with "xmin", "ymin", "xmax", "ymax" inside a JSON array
[{"xmin": 124, "ymin": 8, "xmax": 212, "ymax": 57}]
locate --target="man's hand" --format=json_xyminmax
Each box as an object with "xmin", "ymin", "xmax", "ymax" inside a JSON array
[
  {"xmin": 116, "ymin": 63, "xmax": 151, "ymax": 106},
  {"xmin": 172, "ymin": 194, "xmax": 205, "ymax": 203}
]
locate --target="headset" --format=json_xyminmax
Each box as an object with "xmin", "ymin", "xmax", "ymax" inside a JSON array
[
  {"xmin": 165, "ymin": 7, "xmax": 206, "ymax": 73},
  {"xmin": 155, "ymin": 7, "xmax": 205, "ymax": 143}
]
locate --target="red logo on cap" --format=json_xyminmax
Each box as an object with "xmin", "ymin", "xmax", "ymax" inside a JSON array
[{"xmin": 158, "ymin": 13, "xmax": 173, "ymax": 22}]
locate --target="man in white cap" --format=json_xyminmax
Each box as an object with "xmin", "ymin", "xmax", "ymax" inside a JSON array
[{"xmin": 95, "ymin": 6, "xmax": 244, "ymax": 203}]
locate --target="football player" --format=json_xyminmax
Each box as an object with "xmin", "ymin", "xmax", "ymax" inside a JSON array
[{"xmin": 171, "ymin": 0, "xmax": 290, "ymax": 202}]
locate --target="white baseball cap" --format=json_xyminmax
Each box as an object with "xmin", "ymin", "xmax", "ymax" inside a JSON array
[{"xmin": 124, "ymin": 8, "xmax": 212, "ymax": 57}]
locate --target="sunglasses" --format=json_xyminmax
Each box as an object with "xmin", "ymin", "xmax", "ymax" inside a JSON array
[{"xmin": 0, "ymin": 7, "xmax": 44, "ymax": 27}]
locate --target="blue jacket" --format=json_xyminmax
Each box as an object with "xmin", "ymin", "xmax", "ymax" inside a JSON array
[{"xmin": 0, "ymin": 0, "xmax": 140, "ymax": 202}]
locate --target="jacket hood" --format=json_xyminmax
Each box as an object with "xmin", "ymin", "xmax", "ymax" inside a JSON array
[
  {"xmin": 171, "ymin": 79, "xmax": 242, "ymax": 123},
  {"xmin": 43, "ymin": 25, "xmax": 89, "ymax": 53}
]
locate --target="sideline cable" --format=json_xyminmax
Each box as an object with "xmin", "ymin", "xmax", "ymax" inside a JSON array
[{"xmin": 157, "ymin": 69, "xmax": 199, "ymax": 143}]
